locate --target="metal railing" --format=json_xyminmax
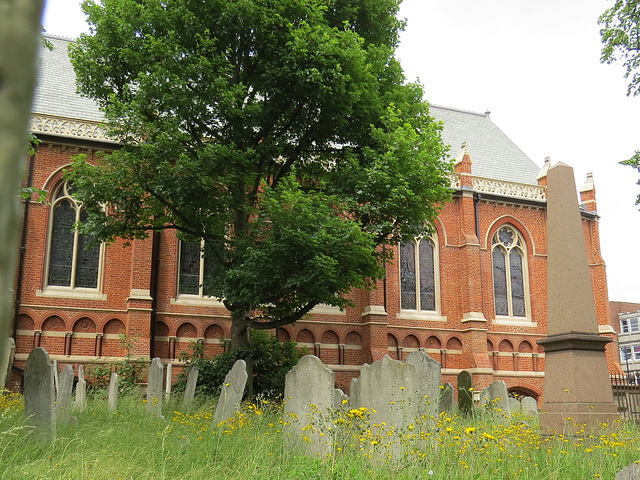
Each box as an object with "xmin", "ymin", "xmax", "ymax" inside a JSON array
[{"xmin": 611, "ymin": 374, "xmax": 640, "ymax": 423}]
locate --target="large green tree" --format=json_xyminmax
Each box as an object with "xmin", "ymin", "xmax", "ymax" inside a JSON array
[
  {"xmin": 69, "ymin": 0, "xmax": 452, "ymax": 347},
  {"xmin": 599, "ymin": 0, "xmax": 640, "ymax": 203}
]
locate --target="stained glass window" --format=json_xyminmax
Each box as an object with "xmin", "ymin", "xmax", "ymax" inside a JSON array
[
  {"xmin": 492, "ymin": 225, "xmax": 528, "ymax": 318},
  {"xmin": 400, "ymin": 236, "xmax": 437, "ymax": 312},
  {"xmin": 46, "ymin": 181, "xmax": 101, "ymax": 289},
  {"xmin": 178, "ymin": 240, "xmax": 216, "ymax": 297}
]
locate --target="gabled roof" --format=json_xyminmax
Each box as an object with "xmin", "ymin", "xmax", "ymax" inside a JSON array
[
  {"xmin": 32, "ymin": 36, "xmax": 104, "ymax": 122},
  {"xmin": 430, "ymin": 106, "xmax": 541, "ymax": 185},
  {"xmin": 32, "ymin": 37, "xmax": 541, "ymax": 184}
]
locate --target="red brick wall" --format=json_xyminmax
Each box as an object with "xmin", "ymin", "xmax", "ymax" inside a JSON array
[{"xmin": 11, "ymin": 138, "xmax": 615, "ymax": 402}]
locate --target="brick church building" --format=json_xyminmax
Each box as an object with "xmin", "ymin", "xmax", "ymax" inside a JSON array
[{"xmin": 11, "ymin": 36, "xmax": 621, "ymax": 399}]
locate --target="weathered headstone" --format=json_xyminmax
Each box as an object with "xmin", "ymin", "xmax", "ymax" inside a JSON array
[
  {"xmin": 487, "ymin": 380, "xmax": 511, "ymax": 415},
  {"xmin": 283, "ymin": 355, "xmax": 334, "ymax": 456},
  {"xmin": 508, "ymin": 397, "xmax": 520, "ymax": 415},
  {"xmin": 53, "ymin": 359, "xmax": 59, "ymax": 397},
  {"xmin": 457, "ymin": 371, "xmax": 473, "ymax": 416},
  {"xmin": 0, "ymin": 337, "xmax": 16, "ymax": 389},
  {"xmin": 405, "ymin": 351, "xmax": 441, "ymax": 418},
  {"xmin": 537, "ymin": 162, "xmax": 619, "ymax": 434},
  {"xmin": 56, "ymin": 365, "xmax": 74, "ymax": 418},
  {"xmin": 438, "ymin": 383, "xmax": 454, "ymax": 414},
  {"xmin": 108, "ymin": 372, "xmax": 118, "ymax": 412},
  {"xmin": 24, "ymin": 347, "xmax": 56, "ymax": 442},
  {"xmin": 213, "ymin": 359, "xmax": 248, "ymax": 425},
  {"xmin": 333, "ymin": 388, "xmax": 348, "ymax": 409},
  {"xmin": 165, "ymin": 363, "xmax": 172, "ymax": 399},
  {"xmin": 521, "ymin": 396, "xmax": 538, "ymax": 417},
  {"xmin": 183, "ymin": 366, "xmax": 199, "ymax": 405},
  {"xmin": 74, "ymin": 365, "xmax": 87, "ymax": 411},
  {"xmin": 616, "ymin": 461, "xmax": 640, "ymax": 480},
  {"xmin": 147, "ymin": 357, "xmax": 164, "ymax": 416}
]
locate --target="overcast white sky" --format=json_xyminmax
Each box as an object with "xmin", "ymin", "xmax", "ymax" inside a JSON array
[{"xmin": 42, "ymin": 0, "xmax": 640, "ymax": 304}]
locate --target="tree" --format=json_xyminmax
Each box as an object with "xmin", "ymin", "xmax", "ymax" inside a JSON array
[
  {"xmin": 68, "ymin": 0, "xmax": 453, "ymax": 348},
  {"xmin": 0, "ymin": 0, "xmax": 45, "ymax": 362},
  {"xmin": 599, "ymin": 0, "xmax": 640, "ymax": 203}
]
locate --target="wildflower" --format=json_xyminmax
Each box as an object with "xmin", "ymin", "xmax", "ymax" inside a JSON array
[{"xmin": 465, "ymin": 427, "xmax": 476, "ymax": 435}]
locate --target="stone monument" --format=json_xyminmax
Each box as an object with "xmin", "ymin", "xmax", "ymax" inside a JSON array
[{"xmin": 537, "ymin": 162, "xmax": 619, "ymax": 434}]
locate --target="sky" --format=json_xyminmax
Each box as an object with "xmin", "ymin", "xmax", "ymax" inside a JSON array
[{"xmin": 41, "ymin": 0, "xmax": 640, "ymax": 304}]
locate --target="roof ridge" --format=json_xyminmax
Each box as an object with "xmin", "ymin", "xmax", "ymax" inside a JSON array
[
  {"xmin": 43, "ymin": 34, "xmax": 77, "ymax": 42},
  {"xmin": 429, "ymin": 104, "xmax": 487, "ymax": 117}
]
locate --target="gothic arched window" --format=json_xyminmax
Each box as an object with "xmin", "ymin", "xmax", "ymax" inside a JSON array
[
  {"xmin": 178, "ymin": 240, "xmax": 215, "ymax": 297},
  {"xmin": 492, "ymin": 225, "xmax": 528, "ymax": 318},
  {"xmin": 46, "ymin": 181, "xmax": 101, "ymax": 289},
  {"xmin": 400, "ymin": 235, "xmax": 438, "ymax": 312}
]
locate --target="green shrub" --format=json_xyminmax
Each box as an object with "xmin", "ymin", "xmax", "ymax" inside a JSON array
[{"xmin": 176, "ymin": 330, "xmax": 306, "ymax": 399}]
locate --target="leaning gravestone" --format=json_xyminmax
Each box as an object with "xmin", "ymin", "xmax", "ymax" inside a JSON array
[
  {"xmin": 283, "ymin": 355, "xmax": 334, "ymax": 457},
  {"xmin": 439, "ymin": 383, "xmax": 454, "ymax": 414},
  {"xmin": 74, "ymin": 365, "xmax": 87, "ymax": 411},
  {"xmin": 108, "ymin": 372, "xmax": 118, "ymax": 412},
  {"xmin": 213, "ymin": 359, "xmax": 248, "ymax": 425},
  {"xmin": 0, "ymin": 337, "xmax": 16, "ymax": 389},
  {"xmin": 183, "ymin": 366, "xmax": 199, "ymax": 405},
  {"xmin": 56, "ymin": 365, "xmax": 74, "ymax": 419},
  {"xmin": 147, "ymin": 358, "xmax": 164, "ymax": 416},
  {"xmin": 24, "ymin": 347, "xmax": 56, "ymax": 442},
  {"xmin": 457, "ymin": 371, "xmax": 474, "ymax": 416}
]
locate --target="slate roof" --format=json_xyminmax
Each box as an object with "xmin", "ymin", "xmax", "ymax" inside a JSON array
[
  {"xmin": 32, "ymin": 36, "xmax": 541, "ymax": 185},
  {"xmin": 32, "ymin": 35, "xmax": 104, "ymax": 122},
  {"xmin": 430, "ymin": 105, "xmax": 541, "ymax": 185}
]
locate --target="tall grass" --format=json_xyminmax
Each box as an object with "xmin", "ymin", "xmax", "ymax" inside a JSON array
[{"xmin": 1, "ymin": 391, "xmax": 639, "ymax": 479}]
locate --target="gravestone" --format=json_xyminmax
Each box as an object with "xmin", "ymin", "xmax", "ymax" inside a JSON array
[
  {"xmin": 24, "ymin": 347, "xmax": 56, "ymax": 442},
  {"xmin": 283, "ymin": 355, "xmax": 334, "ymax": 456},
  {"xmin": 147, "ymin": 357, "xmax": 164, "ymax": 416},
  {"xmin": 213, "ymin": 359, "xmax": 248, "ymax": 425},
  {"xmin": 616, "ymin": 461, "xmax": 640, "ymax": 480},
  {"xmin": 56, "ymin": 365, "xmax": 74, "ymax": 418},
  {"xmin": 537, "ymin": 162, "xmax": 619, "ymax": 434},
  {"xmin": 165, "ymin": 363, "xmax": 172, "ymax": 399},
  {"xmin": 508, "ymin": 397, "xmax": 520, "ymax": 415},
  {"xmin": 183, "ymin": 366, "xmax": 199, "ymax": 405},
  {"xmin": 74, "ymin": 365, "xmax": 87, "ymax": 411},
  {"xmin": 333, "ymin": 388, "xmax": 348, "ymax": 408},
  {"xmin": 457, "ymin": 371, "xmax": 473, "ymax": 416},
  {"xmin": 53, "ymin": 359, "xmax": 59, "ymax": 397},
  {"xmin": 521, "ymin": 396, "xmax": 538, "ymax": 417},
  {"xmin": 405, "ymin": 351, "xmax": 441, "ymax": 418},
  {"xmin": 487, "ymin": 380, "xmax": 511, "ymax": 415},
  {"xmin": 438, "ymin": 383, "xmax": 454, "ymax": 414},
  {"xmin": 108, "ymin": 372, "xmax": 118, "ymax": 412},
  {"xmin": 0, "ymin": 337, "xmax": 15, "ymax": 389}
]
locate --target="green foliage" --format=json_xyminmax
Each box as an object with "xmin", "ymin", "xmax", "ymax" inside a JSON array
[
  {"xmin": 176, "ymin": 330, "xmax": 306, "ymax": 399},
  {"xmin": 85, "ymin": 334, "xmax": 148, "ymax": 396},
  {"xmin": 67, "ymin": 0, "xmax": 453, "ymax": 345},
  {"xmin": 600, "ymin": 0, "xmax": 640, "ymax": 97}
]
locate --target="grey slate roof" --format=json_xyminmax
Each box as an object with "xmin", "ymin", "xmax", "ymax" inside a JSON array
[
  {"xmin": 32, "ymin": 36, "xmax": 541, "ymax": 185},
  {"xmin": 430, "ymin": 105, "xmax": 541, "ymax": 185},
  {"xmin": 32, "ymin": 36, "xmax": 104, "ymax": 122}
]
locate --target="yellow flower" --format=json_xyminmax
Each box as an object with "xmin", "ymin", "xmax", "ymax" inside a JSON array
[{"xmin": 465, "ymin": 427, "xmax": 476, "ymax": 434}]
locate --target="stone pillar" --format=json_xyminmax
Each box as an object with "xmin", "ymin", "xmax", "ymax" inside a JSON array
[{"xmin": 537, "ymin": 162, "xmax": 619, "ymax": 434}]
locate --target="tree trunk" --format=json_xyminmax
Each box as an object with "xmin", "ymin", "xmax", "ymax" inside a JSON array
[
  {"xmin": 0, "ymin": 0, "xmax": 45, "ymax": 361},
  {"xmin": 229, "ymin": 310, "xmax": 251, "ymax": 349}
]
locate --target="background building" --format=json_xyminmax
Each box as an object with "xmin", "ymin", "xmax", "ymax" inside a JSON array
[{"xmin": 10, "ymin": 36, "xmax": 622, "ymax": 400}]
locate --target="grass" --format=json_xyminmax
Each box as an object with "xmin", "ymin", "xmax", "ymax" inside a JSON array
[{"xmin": 1, "ymin": 390, "xmax": 640, "ymax": 479}]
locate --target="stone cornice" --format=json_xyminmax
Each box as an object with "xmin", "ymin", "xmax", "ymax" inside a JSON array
[
  {"xmin": 450, "ymin": 173, "xmax": 546, "ymax": 201},
  {"xmin": 29, "ymin": 114, "xmax": 117, "ymax": 144}
]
